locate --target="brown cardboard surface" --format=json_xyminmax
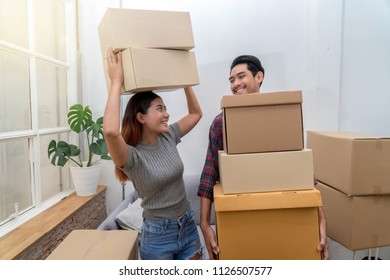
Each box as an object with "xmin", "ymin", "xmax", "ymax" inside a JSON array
[
  {"xmin": 46, "ymin": 230, "xmax": 139, "ymax": 260},
  {"xmin": 103, "ymin": 47, "xmax": 199, "ymax": 94},
  {"xmin": 98, "ymin": 8, "xmax": 194, "ymax": 57},
  {"xmin": 307, "ymin": 131, "xmax": 390, "ymax": 195},
  {"xmin": 221, "ymin": 91, "xmax": 303, "ymax": 154},
  {"xmin": 221, "ymin": 90, "xmax": 302, "ymax": 107},
  {"xmin": 214, "ymin": 183, "xmax": 322, "ymax": 211},
  {"xmin": 214, "ymin": 184, "xmax": 322, "ymax": 260},
  {"xmin": 316, "ymin": 181, "xmax": 390, "ymax": 250},
  {"xmin": 218, "ymin": 149, "xmax": 314, "ymax": 194}
]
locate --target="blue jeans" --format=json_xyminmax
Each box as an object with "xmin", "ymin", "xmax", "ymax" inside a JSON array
[{"xmin": 140, "ymin": 205, "xmax": 203, "ymax": 260}]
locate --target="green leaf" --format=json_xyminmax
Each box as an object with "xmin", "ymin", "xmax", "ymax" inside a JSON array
[
  {"xmin": 90, "ymin": 139, "xmax": 111, "ymax": 159},
  {"xmin": 101, "ymin": 155, "xmax": 112, "ymax": 160},
  {"xmin": 99, "ymin": 139, "xmax": 111, "ymax": 159},
  {"xmin": 87, "ymin": 122, "xmax": 102, "ymax": 139},
  {"xmin": 86, "ymin": 116, "xmax": 104, "ymax": 139},
  {"xmin": 48, "ymin": 140, "xmax": 81, "ymax": 167},
  {"xmin": 68, "ymin": 144, "xmax": 81, "ymax": 157},
  {"xmin": 90, "ymin": 142, "xmax": 102, "ymax": 155},
  {"xmin": 68, "ymin": 104, "xmax": 93, "ymax": 133}
]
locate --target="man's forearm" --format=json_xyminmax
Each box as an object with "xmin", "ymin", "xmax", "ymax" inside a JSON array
[{"xmin": 200, "ymin": 196, "xmax": 212, "ymax": 228}]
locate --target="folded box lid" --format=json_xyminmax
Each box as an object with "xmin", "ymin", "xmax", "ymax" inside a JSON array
[
  {"xmin": 220, "ymin": 90, "xmax": 302, "ymax": 109},
  {"xmin": 46, "ymin": 230, "xmax": 139, "ymax": 260},
  {"xmin": 214, "ymin": 184, "xmax": 322, "ymax": 212},
  {"xmin": 307, "ymin": 131, "xmax": 390, "ymax": 141}
]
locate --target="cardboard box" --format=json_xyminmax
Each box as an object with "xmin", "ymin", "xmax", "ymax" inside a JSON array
[
  {"xmin": 307, "ymin": 131, "xmax": 390, "ymax": 195},
  {"xmin": 98, "ymin": 8, "xmax": 194, "ymax": 57},
  {"xmin": 221, "ymin": 91, "xmax": 303, "ymax": 154},
  {"xmin": 103, "ymin": 47, "xmax": 199, "ymax": 94},
  {"xmin": 46, "ymin": 230, "xmax": 139, "ymax": 260},
  {"xmin": 218, "ymin": 149, "xmax": 314, "ymax": 194},
  {"xmin": 316, "ymin": 181, "xmax": 390, "ymax": 250},
  {"xmin": 214, "ymin": 184, "xmax": 322, "ymax": 259}
]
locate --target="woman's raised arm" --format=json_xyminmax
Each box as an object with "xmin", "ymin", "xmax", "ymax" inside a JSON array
[
  {"xmin": 103, "ymin": 48, "xmax": 128, "ymax": 167},
  {"xmin": 177, "ymin": 87, "xmax": 202, "ymax": 137}
]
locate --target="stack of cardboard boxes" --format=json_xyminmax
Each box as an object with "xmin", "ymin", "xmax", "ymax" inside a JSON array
[
  {"xmin": 98, "ymin": 8, "xmax": 199, "ymax": 94},
  {"xmin": 214, "ymin": 91, "xmax": 323, "ymax": 260},
  {"xmin": 307, "ymin": 131, "xmax": 390, "ymax": 251}
]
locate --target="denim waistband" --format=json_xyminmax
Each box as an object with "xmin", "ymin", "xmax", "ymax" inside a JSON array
[
  {"xmin": 144, "ymin": 203, "xmax": 193, "ymax": 225},
  {"xmin": 175, "ymin": 205, "xmax": 193, "ymax": 224}
]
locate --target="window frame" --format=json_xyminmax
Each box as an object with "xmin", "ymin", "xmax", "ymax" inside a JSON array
[{"xmin": 0, "ymin": 0, "xmax": 78, "ymax": 237}]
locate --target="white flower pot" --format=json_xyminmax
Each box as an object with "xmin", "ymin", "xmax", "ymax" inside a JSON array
[{"xmin": 69, "ymin": 163, "xmax": 101, "ymax": 196}]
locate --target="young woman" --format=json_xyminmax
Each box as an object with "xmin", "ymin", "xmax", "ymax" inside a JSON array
[{"xmin": 103, "ymin": 48, "xmax": 203, "ymax": 260}]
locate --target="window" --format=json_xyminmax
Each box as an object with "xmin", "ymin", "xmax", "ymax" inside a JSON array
[{"xmin": 0, "ymin": 0, "xmax": 77, "ymax": 234}]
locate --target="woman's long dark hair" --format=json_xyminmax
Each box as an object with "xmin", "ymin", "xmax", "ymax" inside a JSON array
[{"xmin": 115, "ymin": 91, "xmax": 161, "ymax": 182}]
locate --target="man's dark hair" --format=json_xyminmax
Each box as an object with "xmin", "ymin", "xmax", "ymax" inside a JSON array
[{"xmin": 230, "ymin": 55, "xmax": 265, "ymax": 78}]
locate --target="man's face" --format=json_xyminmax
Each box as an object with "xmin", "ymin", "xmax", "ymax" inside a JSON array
[{"xmin": 229, "ymin": 63, "xmax": 263, "ymax": 95}]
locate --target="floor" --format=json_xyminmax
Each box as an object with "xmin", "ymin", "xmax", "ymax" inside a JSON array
[{"xmin": 328, "ymin": 238, "xmax": 390, "ymax": 260}]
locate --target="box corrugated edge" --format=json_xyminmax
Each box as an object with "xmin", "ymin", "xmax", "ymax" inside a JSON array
[
  {"xmin": 220, "ymin": 90, "xmax": 302, "ymax": 109},
  {"xmin": 214, "ymin": 184, "xmax": 322, "ymax": 212}
]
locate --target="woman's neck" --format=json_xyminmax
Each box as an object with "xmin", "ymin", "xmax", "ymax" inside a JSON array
[{"xmin": 141, "ymin": 130, "xmax": 159, "ymax": 144}]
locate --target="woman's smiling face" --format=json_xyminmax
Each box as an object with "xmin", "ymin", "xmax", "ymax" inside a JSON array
[{"xmin": 142, "ymin": 97, "xmax": 170, "ymax": 133}]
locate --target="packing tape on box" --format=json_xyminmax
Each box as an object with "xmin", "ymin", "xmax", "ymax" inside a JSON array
[
  {"xmin": 376, "ymin": 141, "xmax": 383, "ymax": 150},
  {"xmin": 373, "ymin": 185, "xmax": 382, "ymax": 195},
  {"xmin": 371, "ymin": 234, "xmax": 379, "ymax": 248},
  {"xmin": 113, "ymin": 48, "xmax": 126, "ymax": 55},
  {"xmin": 373, "ymin": 194, "xmax": 381, "ymax": 204}
]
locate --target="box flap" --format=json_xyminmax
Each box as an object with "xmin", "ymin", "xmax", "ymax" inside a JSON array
[
  {"xmin": 220, "ymin": 90, "xmax": 302, "ymax": 109},
  {"xmin": 307, "ymin": 130, "xmax": 390, "ymax": 141},
  {"xmin": 214, "ymin": 184, "xmax": 322, "ymax": 212},
  {"xmin": 46, "ymin": 230, "xmax": 139, "ymax": 260}
]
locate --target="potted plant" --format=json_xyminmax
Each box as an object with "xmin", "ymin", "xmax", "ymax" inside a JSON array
[{"xmin": 48, "ymin": 104, "xmax": 111, "ymax": 196}]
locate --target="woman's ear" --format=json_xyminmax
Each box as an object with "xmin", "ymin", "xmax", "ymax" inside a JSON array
[{"xmin": 136, "ymin": 112, "xmax": 145, "ymax": 123}]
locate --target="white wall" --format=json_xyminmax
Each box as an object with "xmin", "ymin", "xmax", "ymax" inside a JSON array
[
  {"xmin": 307, "ymin": 0, "xmax": 390, "ymax": 135},
  {"xmin": 77, "ymin": 0, "xmax": 390, "ymax": 214},
  {"xmin": 338, "ymin": 0, "xmax": 390, "ymax": 135},
  {"xmin": 304, "ymin": 0, "xmax": 344, "ymax": 131}
]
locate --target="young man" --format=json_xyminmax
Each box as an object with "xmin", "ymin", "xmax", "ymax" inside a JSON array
[{"xmin": 198, "ymin": 55, "xmax": 329, "ymax": 260}]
